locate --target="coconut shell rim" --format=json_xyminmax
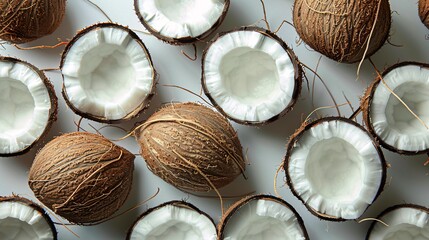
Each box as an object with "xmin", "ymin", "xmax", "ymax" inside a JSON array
[{"xmin": 284, "ymin": 116, "xmax": 387, "ymax": 221}]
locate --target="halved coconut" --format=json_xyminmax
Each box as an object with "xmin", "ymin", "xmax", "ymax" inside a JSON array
[
  {"xmin": 60, "ymin": 23, "xmax": 156, "ymax": 123},
  {"xmin": 134, "ymin": 0, "xmax": 229, "ymax": 44},
  {"xmin": 285, "ymin": 117, "xmax": 386, "ymax": 221},
  {"xmin": 366, "ymin": 204, "xmax": 429, "ymax": 240},
  {"xmin": 0, "ymin": 57, "xmax": 57, "ymax": 157},
  {"xmin": 0, "ymin": 196, "xmax": 57, "ymax": 240},
  {"xmin": 219, "ymin": 195, "xmax": 309, "ymax": 240},
  {"xmin": 362, "ymin": 62, "xmax": 429, "ymax": 154},
  {"xmin": 202, "ymin": 27, "xmax": 302, "ymax": 125},
  {"xmin": 127, "ymin": 201, "xmax": 217, "ymax": 240}
]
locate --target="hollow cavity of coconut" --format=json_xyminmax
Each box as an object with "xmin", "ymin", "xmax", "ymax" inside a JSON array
[
  {"xmin": 135, "ymin": 102, "xmax": 245, "ymax": 192},
  {"xmin": 0, "ymin": 57, "xmax": 57, "ymax": 157},
  {"xmin": 420, "ymin": 0, "xmax": 429, "ymax": 29},
  {"xmin": 61, "ymin": 23, "xmax": 156, "ymax": 123},
  {"xmin": 362, "ymin": 62, "xmax": 429, "ymax": 154},
  {"xmin": 127, "ymin": 201, "xmax": 217, "ymax": 240},
  {"xmin": 0, "ymin": 196, "xmax": 57, "ymax": 240},
  {"xmin": 202, "ymin": 27, "xmax": 302, "ymax": 125},
  {"xmin": 28, "ymin": 132, "xmax": 135, "ymax": 225},
  {"xmin": 285, "ymin": 117, "xmax": 386, "ymax": 221},
  {"xmin": 219, "ymin": 195, "xmax": 309, "ymax": 240},
  {"xmin": 366, "ymin": 204, "xmax": 429, "ymax": 240},
  {"xmin": 293, "ymin": 0, "xmax": 391, "ymax": 63},
  {"xmin": 134, "ymin": 0, "xmax": 229, "ymax": 44},
  {"xmin": 0, "ymin": 0, "xmax": 66, "ymax": 44}
]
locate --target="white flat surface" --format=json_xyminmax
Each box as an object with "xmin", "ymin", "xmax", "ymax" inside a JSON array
[{"xmin": 0, "ymin": 0, "xmax": 428, "ymax": 239}]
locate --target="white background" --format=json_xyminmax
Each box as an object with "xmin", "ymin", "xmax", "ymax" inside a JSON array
[{"xmin": 1, "ymin": 0, "xmax": 428, "ymax": 239}]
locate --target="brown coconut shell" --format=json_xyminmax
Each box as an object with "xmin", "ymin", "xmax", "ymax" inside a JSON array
[
  {"xmin": 126, "ymin": 200, "xmax": 216, "ymax": 240},
  {"xmin": 60, "ymin": 22, "xmax": 157, "ymax": 124},
  {"xmin": 284, "ymin": 117, "xmax": 386, "ymax": 221},
  {"xmin": 420, "ymin": 0, "xmax": 429, "ymax": 29},
  {"xmin": 201, "ymin": 26, "xmax": 303, "ymax": 126},
  {"xmin": 0, "ymin": 56, "xmax": 57, "ymax": 157},
  {"xmin": 135, "ymin": 102, "xmax": 245, "ymax": 192},
  {"xmin": 0, "ymin": 0, "xmax": 66, "ymax": 44},
  {"xmin": 218, "ymin": 194, "xmax": 309, "ymax": 240},
  {"xmin": 365, "ymin": 204, "xmax": 429, "ymax": 239},
  {"xmin": 134, "ymin": 0, "xmax": 230, "ymax": 45},
  {"xmin": 293, "ymin": 0, "xmax": 391, "ymax": 63},
  {"xmin": 362, "ymin": 61, "xmax": 429, "ymax": 155},
  {"xmin": 28, "ymin": 132, "xmax": 135, "ymax": 225},
  {"xmin": 0, "ymin": 195, "xmax": 57, "ymax": 239}
]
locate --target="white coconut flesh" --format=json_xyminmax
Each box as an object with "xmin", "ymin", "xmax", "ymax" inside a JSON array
[
  {"xmin": 136, "ymin": 0, "xmax": 226, "ymax": 39},
  {"xmin": 370, "ymin": 64, "xmax": 429, "ymax": 152},
  {"xmin": 203, "ymin": 30, "xmax": 296, "ymax": 122},
  {"xmin": 62, "ymin": 26, "xmax": 154, "ymax": 120},
  {"xmin": 288, "ymin": 120, "xmax": 384, "ymax": 219},
  {"xmin": 222, "ymin": 199, "xmax": 306, "ymax": 240},
  {"xmin": 368, "ymin": 207, "xmax": 429, "ymax": 240},
  {"xmin": 0, "ymin": 201, "xmax": 54, "ymax": 240},
  {"xmin": 129, "ymin": 204, "xmax": 216, "ymax": 240},
  {"xmin": 0, "ymin": 61, "xmax": 51, "ymax": 155}
]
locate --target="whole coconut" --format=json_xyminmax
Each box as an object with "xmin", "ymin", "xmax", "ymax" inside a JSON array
[
  {"xmin": 0, "ymin": 0, "xmax": 66, "ymax": 44},
  {"xmin": 28, "ymin": 132, "xmax": 134, "ymax": 225},
  {"xmin": 135, "ymin": 102, "xmax": 245, "ymax": 192},
  {"xmin": 419, "ymin": 0, "xmax": 429, "ymax": 29},
  {"xmin": 293, "ymin": 0, "xmax": 391, "ymax": 63}
]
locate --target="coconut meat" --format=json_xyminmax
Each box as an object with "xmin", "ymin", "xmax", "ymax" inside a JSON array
[
  {"xmin": 136, "ymin": 0, "xmax": 226, "ymax": 39},
  {"xmin": 369, "ymin": 207, "xmax": 429, "ymax": 240},
  {"xmin": 62, "ymin": 26, "xmax": 154, "ymax": 120},
  {"xmin": 288, "ymin": 120, "xmax": 383, "ymax": 219},
  {"xmin": 0, "ymin": 61, "xmax": 51, "ymax": 154},
  {"xmin": 370, "ymin": 64, "xmax": 429, "ymax": 152},
  {"xmin": 204, "ymin": 30, "xmax": 296, "ymax": 122},
  {"xmin": 129, "ymin": 204, "xmax": 216, "ymax": 240},
  {"xmin": 0, "ymin": 201, "xmax": 53, "ymax": 240},
  {"xmin": 222, "ymin": 199, "xmax": 306, "ymax": 240}
]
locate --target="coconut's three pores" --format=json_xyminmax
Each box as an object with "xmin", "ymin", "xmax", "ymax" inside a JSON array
[
  {"xmin": 28, "ymin": 132, "xmax": 135, "ymax": 225},
  {"xmin": 134, "ymin": 102, "xmax": 245, "ymax": 192}
]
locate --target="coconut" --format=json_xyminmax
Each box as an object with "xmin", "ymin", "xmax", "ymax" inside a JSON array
[
  {"xmin": 293, "ymin": 0, "xmax": 391, "ymax": 63},
  {"xmin": 60, "ymin": 22, "xmax": 156, "ymax": 123},
  {"xmin": 127, "ymin": 201, "xmax": 217, "ymax": 240},
  {"xmin": 134, "ymin": 102, "xmax": 245, "ymax": 192},
  {"xmin": 218, "ymin": 195, "xmax": 309, "ymax": 240},
  {"xmin": 202, "ymin": 27, "xmax": 302, "ymax": 125},
  {"xmin": 362, "ymin": 62, "xmax": 429, "ymax": 154},
  {"xmin": 134, "ymin": 0, "xmax": 230, "ymax": 45},
  {"xmin": 420, "ymin": 0, "xmax": 429, "ymax": 29},
  {"xmin": 0, "ymin": 196, "xmax": 57, "ymax": 240},
  {"xmin": 0, "ymin": 56, "xmax": 57, "ymax": 157},
  {"xmin": 366, "ymin": 204, "xmax": 429, "ymax": 240},
  {"xmin": 285, "ymin": 117, "xmax": 386, "ymax": 221},
  {"xmin": 0, "ymin": 0, "xmax": 66, "ymax": 44},
  {"xmin": 28, "ymin": 132, "xmax": 135, "ymax": 225}
]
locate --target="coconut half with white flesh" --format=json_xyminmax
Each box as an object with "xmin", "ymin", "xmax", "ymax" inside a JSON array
[
  {"xmin": 202, "ymin": 27, "xmax": 302, "ymax": 125},
  {"xmin": 285, "ymin": 117, "xmax": 386, "ymax": 221},
  {"xmin": 0, "ymin": 196, "xmax": 57, "ymax": 240},
  {"xmin": 218, "ymin": 195, "xmax": 309, "ymax": 240},
  {"xmin": 127, "ymin": 201, "xmax": 217, "ymax": 240},
  {"xmin": 134, "ymin": 0, "xmax": 230, "ymax": 44},
  {"xmin": 366, "ymin": 204, "xmax": 429, "ymax": 240},
  {"xmin": 362, "ymin": 62, "xmax": 429, "ymax": 154},
  {"xmin": 61, "ymin": 23, "xmax": 156, "ymax": 123},
  {"xmin": 0, "ymin": 57, "xmax": 57, "ymax": 157}
]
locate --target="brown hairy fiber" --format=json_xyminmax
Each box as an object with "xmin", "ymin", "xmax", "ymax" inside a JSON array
[
  {"xmin": 293, "ymin": 0, "xmax": 391, "ymax": 63},
  {"xmin": 28, "ymin": 132, "xmax": 134, "ymax": 225},
  {"xmin": 135, "ymin": 102, "xmax": 245, "ymax": 192},
  {"xmin": 0, "ymin": 0, "xmax": 66, "ymax": 44},
  {"xmin": 419, "ymin": 0, "xmax": 429, "ymax": 29}
]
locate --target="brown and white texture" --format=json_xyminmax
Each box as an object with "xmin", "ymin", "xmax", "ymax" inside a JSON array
[{"xmin": 420, "ymin": 0, "xmax": 429, "ymax": 29}]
